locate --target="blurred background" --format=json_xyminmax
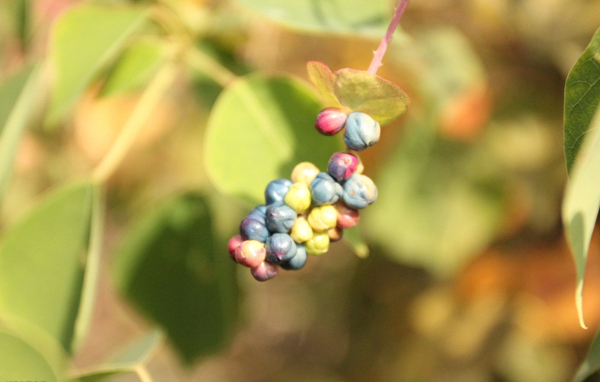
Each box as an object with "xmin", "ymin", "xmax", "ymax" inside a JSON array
[{"xmin": 2, "ymin": 0, "xmax": 600, "ymax": 381}]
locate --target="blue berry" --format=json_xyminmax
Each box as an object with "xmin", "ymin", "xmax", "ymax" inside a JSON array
[
  {"xmin": 266, "ymin": 201, "xmax": 297, "ymax": 233},
  {"xmin": 281, "ymin": 244, "xmax": 307, "ymax": 270},
  {"xmin": 343, "ymin": 112, "xmax": 381, "ymax": 151},
  {"xmin": 240, "ymin": 215, "xmax": 269, "ymax": 242},
  {"xmin": 248, "ymin": 205, "xmax": 267, "ymax": 219},
  {"xmin": 310, "ymin": 172, "xmax": 343, "ymax": 206},
  {"xmin": 342, "ymin": 174, "xmax": 378, "ymax": 209},
  {"xmin": 265, "ymin": 233, "xmax": 297, "ymax": 264},
  {"xmin": 265, "ymin": 179, "xmax": 293, "ymax": 205}
]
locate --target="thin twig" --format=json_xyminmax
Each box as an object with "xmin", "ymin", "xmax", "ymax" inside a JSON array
[
  {"xmin": 186, "ymin": 47, "xmax": 238, "ymax": 87},
  {"xmin": 367, "ymin": 0, "xmax": 410, "ymax": 75},
  {"xmin": 92, "ymin": 62, "xmax": 178, "ymax": 184}
]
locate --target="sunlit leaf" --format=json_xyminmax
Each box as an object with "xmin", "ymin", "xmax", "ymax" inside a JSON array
[
  {"xmin": 0, "ymin": 181, "xmax": 96, "ymax": 352},
  {"xmin": 0, "ymin": 331, "xmax": 59, "ymax": 382},
  {"xmin": 307, "ymin": 61, "xmax": 410, "ymax": 125},
  {"xmin": 234, "ymin": 0, "xmax": 393, "ymax": 36},
  {"xmin": 114, "ymin": 193, "xmax": 237, "ymax": 363},
  {"xmin": 205, "ymin": 74, "xmax": 341, "ymax": 205},
  {"xmin": 563, "ymin": 107, "xmax": 600, "ymax": 329},
  {"xmin": 49, "ymin": 4, "xmax": 148, "ymax": 121},
  {"xmin": 101, "ymin": 39, "xmax": 164, "ymax": 97},
  {"xmin": 564, "ymin": 27, "xmax": 600, "ymax": 174}
]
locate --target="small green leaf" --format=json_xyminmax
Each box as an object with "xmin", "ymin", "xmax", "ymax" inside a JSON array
[
  {"xmin": 234, "ymin": 0, "xmax": 392, "ymax": 36},
  {"xmin": 0, "ymin": 331, "xmax": 59, "ymax": 382},
  {"xmin": 0, "ymin": 65, "xmax": 45, "ymax": 200},
  {"xmin": 205, "ymin": 74, "xmax": 341, "ymax": 204},
  {"xmin": 101, "ymin": 39, "xmax": 164, "ymax": 97},
  {"xmin": 563, "ymin": 107, "xmax": 600, "ymax": 329},
  {"xmin": 574, "ymin": 328, "xmax": 600, "ymax": 382},
  {"xmin": 114, "ymin": 193, "xmax": 238, "ymax": 364},
  {"xmin": 0, "ymin": 180, "xmax": 96, "ymax": 352},
  {"xmin": 564, "ymin": 27, "xmax": 600, "ymax": 174},
  {"xmin": 71, "ymin": 330, "xmax": 162, "ymax": 382},
  {"xmin": 307, "ymin": 61, "xmax": 410, "ymax": 125},
  {"xmin": 49, "ymin": 4, "xmax": 148, "ymax": 121}
]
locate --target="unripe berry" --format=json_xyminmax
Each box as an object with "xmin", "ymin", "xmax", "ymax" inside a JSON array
[
  {"xmin": 234, "ymin": 240, "xmax": 266, "ymax": 268},
  {"xmin": 327, "ymin": 227, "xmax": 343, "ymax": 242},
  {"xmin": 228, "ymin": 235, "xmax": 244, "ymax": 261},
  {"xmin": 343, "ymin": 112, "xmax": 381, "ymax": 151},
  {"xmin": 315, "ymin": 107, "xmax": 348, "ymax": 136},
  {"xmin": 310, "ymin": 172, "xmax": 343, "ymax": 206},
  {"xmin": 266, "ymin": 201, "xmax": 297, "ymax": 233},
  {"xmin": 290, "ymin": 216, "xmax": 313, "ymax": 243},
  {"xmin": 307, "ymin": 205, "xmax": 338, "ymax": 232},
  {"xmin": 240, "ymin": 215, "xmax": 269, "ymax": 242},
  {"xmin": 342, "ymin": 174, "xmax": 378, "ymax": 209},
  {"xmin": 291, "ymin": 162, "xmax": 320, "ymax": 187},
  {"xmin": 281, "ymin": 244, "xmax": 308, "ymax": 270},
  {"xmin": 305, "ymin": 232, "xmax": 330, "ymax": 255},
  {"xmin": 265, "ymin": 179, "xmax": 293, "ymax": 205},
  {"xmin": 284, "ymin": 183, "xmax": 311, "ymax": 213},
  {"xmin": 327, "ymin": 152, "xmax": 359, "ymax": 182},
  {"xmin": 265, "ymin": 233, "xmax": 297, "ymax": 264},
  {"xmin": 251, "ymin": 260, "xmax": 278, "ymax": 281},
  {"xmin": 333, "ymin": 201, "xmax": 360, "ymax": 229}
]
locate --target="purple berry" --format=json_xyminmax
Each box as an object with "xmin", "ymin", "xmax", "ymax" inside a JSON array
[
  {"xmin": 265, "ymin": 233, "xmax": 297, "ymax": 264},
  {"xmin": 343, "ymin": 112, "xmax": 381, "ymax": 151},
  {"xmin": 266, "ymin": 201, "xmax": 297, "ymax": 233},
  {"xmin": 240, "ymin": 215, "xmax": 269, "ymax": 242},
  {"xmin": 251, "ymin": 261, "xmax": 278, "ymax": 281},
  {"xmin": 342, "ymin": 174, "xmax": 378, "ymax": 209},
  {"xmin": 315, "ymin": 107, "xmax": 348, "ymax": 136},
  {"xmin": 265, "ymin": 179, "xmax": 293, "ymax": 205},
  {"xmin": 327, "ymin": 152, "xmax": 359, "ymax": 182},
  {"xmin": 281, "ymin": 244, "xmax": 307, "ymax": 270},
  {"xmin": 310, "ymin": 172, "xmax": 343, "ymax": 206}
]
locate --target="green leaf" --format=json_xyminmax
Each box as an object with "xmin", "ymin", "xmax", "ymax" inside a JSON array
[
  {"xmin": 71, "ymin": 186, "xmax": 105, "ymax": 352},
  {"xmin": 205, "ymin": 74, "xmax": 341, "ymax": 204},
  {"xmin": 234, "ymin": 0, "xmax": 393, "ymax": 36},
  {"xmin": 574, "ymin": 328, "xmax": 600, "ymax": 382},
  {"xmin": 114, "ymin": 193, "xmax": 238, "ymax": 364},
  {"xmin": 0, "ymin": 331, "xmax": 59, "ymax": 382},
  {"xmin": 101, "ymin": 39, "xmax": 164, "ymax": 97},
  {"xmin": 307, "ymin": 61, "xmax": 410, "ymax": 125},
  {"xmin": 48, "ymin": 4, "xmax": 148, "ymax": 121},
  {"xmin": 0, "ymin": 65, "xmax": 45, "ymax": 200},
  {"xmin": 0, "ymin": 180, "xmax": 96, "ymax": 352},
  {"xmin": 564, "ymin": 27, "xmax": 600, "ymax": 174},
  {"xmin": 71, "ymin": 329, "xmax": 162, "ymax": 382},
  {"xmin": 563, "ymin": 107, "xmax": 600, "ymax": 329}
]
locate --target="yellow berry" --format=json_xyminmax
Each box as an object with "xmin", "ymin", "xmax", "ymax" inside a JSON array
[
  {"xmin": 307, "ymin": 205, "xmax": 337, "ymax": 232},
  {"xmin": 284, "ymin": 183, "xmax": 311, "ymax": 213},
  {"xmin": 305, "ymin": 232, "xmax": 330, "ymax": 255},
  {"xmin": 290, "ymin": 217, "xmax": 313, "ymax": 243},
  {"xmin": 291, "ymin": 162, "xmax": 319, "ymax": 187}
]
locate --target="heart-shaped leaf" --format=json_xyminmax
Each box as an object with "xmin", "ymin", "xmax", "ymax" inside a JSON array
[
  {"xmin": 307, "ymin": 61, "xmax": 409, "ymax": 125},
  {"xmin": 205, "ymin": 74, "xmax": 341, "ymax": 204},
  {"xmin": 564, "ymin": 27, "xmax": 600, "ymax": 174}
]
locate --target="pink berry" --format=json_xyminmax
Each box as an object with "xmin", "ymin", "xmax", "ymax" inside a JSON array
[
  {"xmin": 228, "ymin": 235, "xmax": 244, "ymax": 261},
  {"xmin": 235, "ymin": 240, "xmax": 266, "ymax": 268},
  {"xmin": 334, "ymin": 202, "xmax": 359, "ymax": 229},
  {"xmin": 315, "ymin": 107, "xmax": 348, "ymax": 136},
  {"xmin": 327, "ymin": 152, "xmax": 359, "ymax": 181},
  {"xmin": 251, "ymin": 261, "xmax": 278, "ymax": 281}
]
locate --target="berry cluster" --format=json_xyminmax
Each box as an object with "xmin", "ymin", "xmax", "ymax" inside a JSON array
[{"xmin": 228, "ymin": 109, "xmax": 380, "ymax": 281}]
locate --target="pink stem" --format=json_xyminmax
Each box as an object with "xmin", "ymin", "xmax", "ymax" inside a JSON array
[{"xmin": 367, "ymin": 0, "xmax": 410, "ymax": 75}]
